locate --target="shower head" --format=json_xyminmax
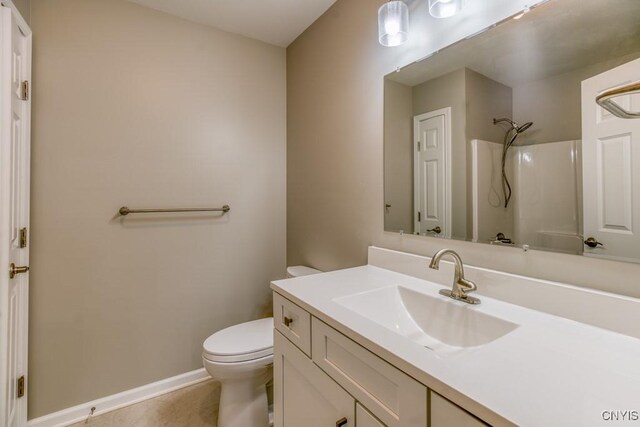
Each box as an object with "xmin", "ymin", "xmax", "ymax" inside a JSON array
[
  {"xmin": 493, "ymin": 118, "xmax": 533, "ymax": 134},
  {"xmin": 493, "ymin": 118, "xmax": 534, "ymax": 209},
  {"xmin": 517, "ymin": 122, "xmax": 533, "ymax": 133}
]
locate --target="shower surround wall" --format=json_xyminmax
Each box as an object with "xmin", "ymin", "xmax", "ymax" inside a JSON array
[
  {"xmin": 30, "ymin": 0, "xmax": 286, "ymax": 419},
  {"xmin": 513, "ymin": 140, "xmax": 583, "ymax": 253},
  {"xmin": 470, "ymin": 140, "xmax": 515, "ymax": 244},
  {"xmin": 472, "ymin": 140, "xmax": 582, "ymax": 253}
]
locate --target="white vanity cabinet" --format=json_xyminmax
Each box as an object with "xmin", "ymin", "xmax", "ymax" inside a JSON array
[
  {"xmin": 430, "ymin": 393, "xmax": 487, "ymax": 427},
  {"xmin": 357, "ymin": 404, "xmax": 386, "ymax": 427},
  {"xmin": 311, "ymin": 318, "xmax": 427, "ymax": 427},
  {"xmin": 273, "ymin": 292, "xmax": 312, "ymax": 356},
  {"xmin": 273, "ymin": 292, "xmax": 488, "ymax": 427},
  {"xmin": 274, "ymin": 331, "xmax": 354, "ymax": 427}
]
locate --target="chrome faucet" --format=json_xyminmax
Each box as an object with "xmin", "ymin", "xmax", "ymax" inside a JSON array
[{"xmin": 428, "ymin": 249, "xmax": 480, "ymax": 304}]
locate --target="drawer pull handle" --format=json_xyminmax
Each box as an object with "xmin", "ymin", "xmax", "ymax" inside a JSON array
[
  {"xmin": 283, "ymin": 316, "xmax": 293, "ymax": 327},
  {"xmin": 336, "ymin": 417, "xmax": 348, "ymax": 427}
]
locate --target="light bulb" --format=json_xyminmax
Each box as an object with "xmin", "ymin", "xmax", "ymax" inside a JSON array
[
  {"xmin": 385, "ymin": 18, "xmax": 401, "ymax": 36},
  {"xmin": 378, "ymin": 1, "xmax": 409, "ymax": 47}
]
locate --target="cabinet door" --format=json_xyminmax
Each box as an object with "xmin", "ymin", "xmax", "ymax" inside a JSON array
[
  {"xmin": 430, "ymin": 392, "xmax": 488, "ymax": 427},
  {"xmin": 312, "ymin": 318, "xmax": 427, "ymax": 427},
  {"xmin": 274, "ymin": 330, "xmax": 355, "ymax": 427},
  {"xmin": 357, "ymin": 403, "xmax": 387, "ymax": 427}
]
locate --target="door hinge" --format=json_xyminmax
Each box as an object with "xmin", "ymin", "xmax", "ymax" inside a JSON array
[
  {"xmin": 17, "ymin": 376, "xmax": 25, "ymax": 398},
  {"xmin": 417, "ymin": 141, "xmax": 421, "ymax": 151},
  {"xmin": 20, "ymin": 80, "xmax": 29, "ymax": 101},
  {"xmin": 19, "ymin": 227, "xmax": 27, "ymax": 248},
  {"xmin": 418, "ymin": 211, "xmax": 421, "ymax": 222}
]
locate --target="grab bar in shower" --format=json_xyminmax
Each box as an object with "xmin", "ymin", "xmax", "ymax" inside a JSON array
[
  {"xmin": 596, "ymin": 82, "xmax": 640, "ymax": 119},
  {"xmin": 118, "ymin": 205, "xmax": 230, "ymax": 216}
]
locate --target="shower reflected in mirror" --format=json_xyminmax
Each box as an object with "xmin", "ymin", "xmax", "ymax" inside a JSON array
[{"xmin": 492, "ymin": 118, "xmax": 533, "ymax": 208}]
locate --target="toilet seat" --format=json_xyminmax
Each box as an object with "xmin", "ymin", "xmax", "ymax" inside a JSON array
[{"xmin": 203, "ymin": 317, "xmax": 274, "ymax": 363}]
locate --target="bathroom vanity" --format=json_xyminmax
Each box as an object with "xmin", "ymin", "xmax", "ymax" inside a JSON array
[{"xmin": 271, "ymin": 247, "xmax": 640, "ymax": 426}]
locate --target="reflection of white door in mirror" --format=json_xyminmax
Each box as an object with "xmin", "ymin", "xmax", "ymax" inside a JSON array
[
  {"xmin": 582, "ymin": 58, "xmax": 640, "ymax": 263},
  {"xmin": 413, "ymin": 108, "xmax": 451, "ymax": 238}
]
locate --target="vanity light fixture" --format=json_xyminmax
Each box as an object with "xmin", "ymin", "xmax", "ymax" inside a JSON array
[
  {"xmin": 378, "ymin": 1, "xmax": 409, "ymax": 47},
  {"xmin": 428, "ymin": 0, "xmax": 466, "ymax": 19}
]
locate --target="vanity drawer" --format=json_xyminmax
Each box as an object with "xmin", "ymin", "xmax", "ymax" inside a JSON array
[
  {"xmin": 312, "ymin": 317, "xmax": 427, "ymax": 427},
  {"xmin": 430, "ymin": 392, "xmax": 488, "ymax": 427},
  {"xmin": 273, "ymin": 293, "xmax": 311, "ymax": 357}
]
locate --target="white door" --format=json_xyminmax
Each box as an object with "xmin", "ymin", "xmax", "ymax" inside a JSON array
[
  {"xmin": 582, "ymin": 58, "xmax": 640, "ymax": 262},
  {"xmin": 0, "ymin": 4, "xmax": 31, "ymax": 427},
  {"xmin": 413, "ymin": 108, "xmax": 451, "ymax": 237}
]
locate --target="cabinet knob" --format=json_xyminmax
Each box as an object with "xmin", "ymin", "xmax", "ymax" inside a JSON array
[
  {"xmin": 336, "ymin": 417, "xmax": 348, "ymax": 427},
  {"xmin": 283, "ymin": 316, "xmax": 293, "ymax": 327}
]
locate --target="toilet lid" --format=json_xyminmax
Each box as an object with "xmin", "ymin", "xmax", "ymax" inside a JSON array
[{"xmin": 203, "ymin": 318, "xmax": 274, "ymax": 363}]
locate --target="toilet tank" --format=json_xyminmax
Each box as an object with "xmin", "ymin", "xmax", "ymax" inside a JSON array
[{"xmin": 286, "ymin": 265, "xmax": 322, "ymax": 278}]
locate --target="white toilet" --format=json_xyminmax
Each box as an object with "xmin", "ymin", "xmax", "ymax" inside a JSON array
[{"xmin": 202, "ymin": 265, "xmax": 321, "ymax": 427}]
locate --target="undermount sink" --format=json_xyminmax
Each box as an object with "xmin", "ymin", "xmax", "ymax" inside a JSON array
[{"xmin": 334, "ymin": 285, "xmax": 518, "ymax": 355}]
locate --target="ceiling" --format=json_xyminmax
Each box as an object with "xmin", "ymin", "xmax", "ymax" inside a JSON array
[
  {"xmin": 127, "ymin": 0, "xmax": 337, "ymax": 47},
  {"xmin": 388, "ymin": 0, "xmax": 640, "ymax": 88}
]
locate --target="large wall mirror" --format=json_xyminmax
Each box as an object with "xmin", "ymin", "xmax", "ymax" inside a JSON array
[{"xmin": 384, "ymin": 0, "xmax": 640, "ymax": 263}]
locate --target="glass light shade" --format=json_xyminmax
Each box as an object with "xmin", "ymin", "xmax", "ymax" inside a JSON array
[
  {"xmin": 428, "ymin": 0, "xmax": 466, "ymax": 19},
  {"xmin": 378, "ymin": 1, "xmax": 409, "ymax": 47}
]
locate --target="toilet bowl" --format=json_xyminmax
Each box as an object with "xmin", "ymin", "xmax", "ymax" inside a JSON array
[
  {"xmin": 203, "ymin": 318, "xmax": 274, "ymax": 427},
  {"xmin": 202, "ymin": 266, "xmax": 321, "ymax": 427}
]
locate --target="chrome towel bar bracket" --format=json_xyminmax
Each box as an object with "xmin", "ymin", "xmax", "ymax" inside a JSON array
[
  {"xmin": 596, "ymin": 82, "xmax": 640, "ymax": 119},
  {"xmin": 118, "ymin": 205, "xmax": 230, "ymax": 216}
]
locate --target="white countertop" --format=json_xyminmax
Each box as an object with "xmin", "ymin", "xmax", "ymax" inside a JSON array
[{"xmin": 271, "ymin": 265, "xmax": 640, "ymax": 427}]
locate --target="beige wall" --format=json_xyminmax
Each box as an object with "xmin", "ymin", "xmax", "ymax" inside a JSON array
[
  {"xmin": 412, "ymin": 69, "xmax": 467, "ymax": 239},
  {"xmin": 383, "ymin": 80, "xmax": 413, "ymax": 233},
  {"xmin": 465, "ymin": 68, "xmax": 512, "ymax": 144},
  {"xmin": 287, "ymin": 0, "xmax": 640, "ymax": 299},
  {"xmin": 30, "ymin": 0, "xmax": 285, "ymax": 418}
]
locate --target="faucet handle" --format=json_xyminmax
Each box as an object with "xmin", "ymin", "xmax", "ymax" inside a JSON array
[{"xmin": 458, "ymin": 278, "xmax": 477, "ymax": 293}]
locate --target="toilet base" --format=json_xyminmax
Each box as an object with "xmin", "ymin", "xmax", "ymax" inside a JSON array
[{"xmin": 217, "ymin": 371, "xmax": 271, "ymax": 427}]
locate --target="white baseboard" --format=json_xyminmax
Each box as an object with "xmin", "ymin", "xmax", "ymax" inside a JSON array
[{"xmin": 28, "ymin": 368, "xmax": 210, "ymax": 427}]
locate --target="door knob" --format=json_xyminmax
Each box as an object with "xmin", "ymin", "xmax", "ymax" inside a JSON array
[
  {"xmin": 336, "ymin": 417, "xmax": 348, "ymax": 427},
  {"xmin": 427, "ymin": 226, "xmax": 442, "ymax": 234},
  {"xmin": 9, "ymin": 263, "xmax": 29, "ymax": 279},
  {"xmin": 584, "ymin": 237, "xmax": 604, "ymax": 248}
]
